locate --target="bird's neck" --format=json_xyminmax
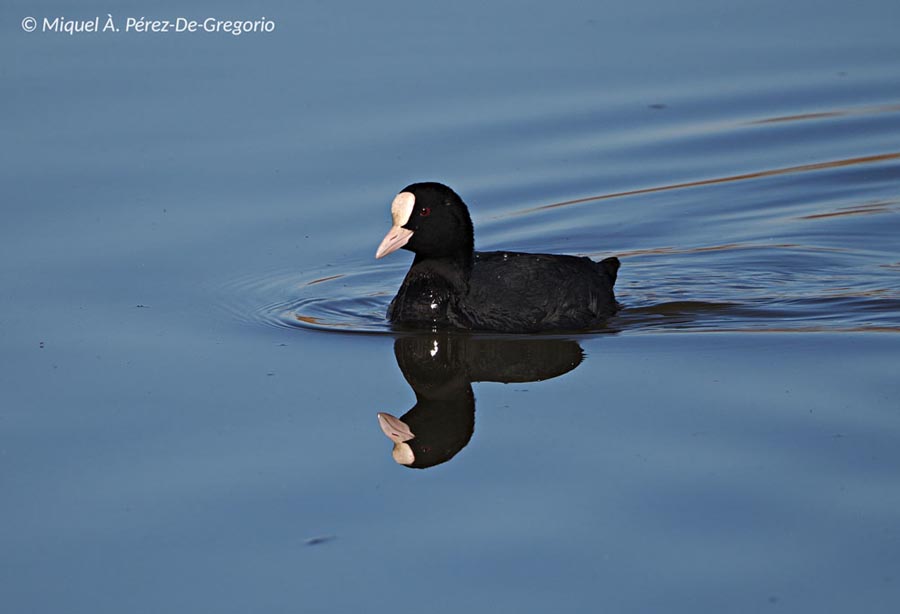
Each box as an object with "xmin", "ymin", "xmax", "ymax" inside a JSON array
[{"xmin": 409, "ymin": 252, "xmax": 472, "ymax": 295}]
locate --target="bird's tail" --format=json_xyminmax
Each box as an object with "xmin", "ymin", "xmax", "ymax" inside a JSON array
[{"xmin": 599, "ymin": 257, "xmax": 620, "ymax": 285}]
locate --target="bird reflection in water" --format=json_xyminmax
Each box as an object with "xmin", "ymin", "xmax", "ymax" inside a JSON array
[{"xmin": 377, "ymin": 333, "xmax": 584, "ymax": 469}]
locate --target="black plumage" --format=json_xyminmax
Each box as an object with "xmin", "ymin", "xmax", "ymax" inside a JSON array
[{"xmin": 375, "ymin": 182, "xmax": 620, "ymax": 333}]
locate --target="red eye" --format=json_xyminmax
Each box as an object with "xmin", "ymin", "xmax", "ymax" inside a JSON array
[{"xmin": 420, "ymin": 207, "xmax": 431, "ymax": 217}]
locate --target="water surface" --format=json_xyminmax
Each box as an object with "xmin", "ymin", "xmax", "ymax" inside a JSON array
[{"xmin": 2, "ymin": 1, "xmax": 899, "ymax": 612}]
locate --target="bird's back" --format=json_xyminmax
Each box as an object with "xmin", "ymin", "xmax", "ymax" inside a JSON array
[{"xmin": 460, "ymin": 251, "xmax": 619, "ymax": 332}]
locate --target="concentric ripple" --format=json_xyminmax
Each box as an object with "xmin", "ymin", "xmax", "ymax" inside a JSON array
[
  {"xmin": 219, "ymin": 262, "xmax": 402, "ymax": 334},
  {"xmin": 219, "ymin": 241, "xmax": 900, "ymax": 336}
]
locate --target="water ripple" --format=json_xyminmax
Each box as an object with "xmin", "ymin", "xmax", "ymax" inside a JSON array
[
  {"xmin": 220, "ymin": 241, "xmax": 900, "ymax": 336},
  {"xmin": 745, "ymin": 102, "xmax": 900, "ymax": 126},
  {"xmin": 496, "ymin": 152, "xmax": 900, "ymax": 218},
  {"xmin": 219, "ymin": 264, "xmax": 401, "ymax": 334}
]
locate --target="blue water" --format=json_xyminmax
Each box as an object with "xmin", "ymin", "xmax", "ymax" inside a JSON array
[{"xmin": 3, "ymin": 1, "xmax": 899, "ymax": 612}]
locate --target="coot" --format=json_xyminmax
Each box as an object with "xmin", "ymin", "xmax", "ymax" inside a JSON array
[{"xmin": 375, "ymin": 182, "xmax": 620, "ymax": 332}]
